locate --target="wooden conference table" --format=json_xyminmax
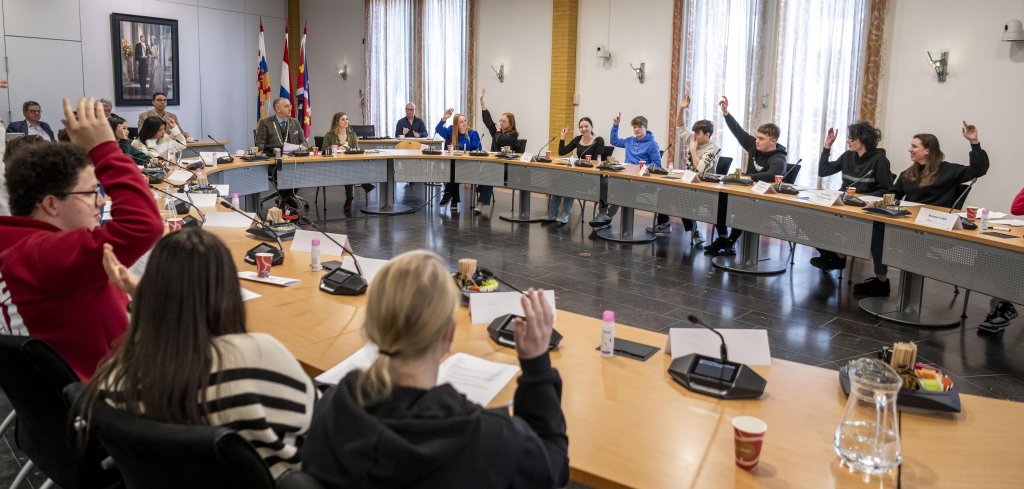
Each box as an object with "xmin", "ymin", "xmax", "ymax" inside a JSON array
[{"xmin": 199, "ymin": 218, "xmax": 1023, "ymax": 489}]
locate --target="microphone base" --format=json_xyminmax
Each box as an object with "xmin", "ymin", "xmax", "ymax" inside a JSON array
[
  {"xmin": 245, "ymin": 224, "xmax": 295, "ymax": 241},
  {"xmin": 533, "ymin": 156, "xmax": 552, "ymax": 163},
  {"xmin": 319, "ymin": 268, "xmax": 368, "ymax": 295},
  {"xmin": 181, "ymin": 215, "xmax": 203, "ymax": 228},
  {"xmin": 668, "ymin": 353, "xmax": 766, "ymax": 400},
  {"xmin": 487, "ymin": 313, "xmax": 563, "ymax": 350}
]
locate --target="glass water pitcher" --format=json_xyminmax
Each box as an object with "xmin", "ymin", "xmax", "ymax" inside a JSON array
[{"xmin": 834, "ymin": 357, "xmax": 902, "ymax": 474}]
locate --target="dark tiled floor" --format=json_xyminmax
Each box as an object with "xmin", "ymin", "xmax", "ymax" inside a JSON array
[{"xmin": 4, "ymin": 182, "xmax": 1023, "ymax": 487}]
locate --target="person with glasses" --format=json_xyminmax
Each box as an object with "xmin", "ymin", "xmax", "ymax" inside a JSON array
[
  {"xmin": 137, "ymin": 91, "xmax": 188, "ymax": 140},
  {"xmin": 6, "ymin": 101, "xmax": 56, "ymax": 141},
  {"xmin": 0, "ymin": 98, "xmax": 164, "ymax": 380},
  {"xmin": 394, "ymin": 102, "xmax": 427, "ymax": 138}
]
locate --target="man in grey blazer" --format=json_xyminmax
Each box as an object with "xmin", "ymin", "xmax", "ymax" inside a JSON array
[{"xmin": 255, "ymin": 98, "xmax": 304, "ymax": 151}]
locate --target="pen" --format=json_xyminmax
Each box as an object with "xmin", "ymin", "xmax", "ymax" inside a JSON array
[{"xmin": 991, "ymin": 226, "xmax": 1011, "ymax": 232}]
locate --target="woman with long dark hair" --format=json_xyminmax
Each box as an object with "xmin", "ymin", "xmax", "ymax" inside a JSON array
[
  {"xmin": 131, "ymin": 115, "xmax": 185, "ymax": 160},
  {"xmin": 475, "ymin": 89, "xmax": 519, "ymax": 214},
  {"xmin": 551, "ymin": 116, "xmax": 605, "ymax": 224},
  {"xmin": 321, "ymin": 111, "xmax": 375, "ymax": 210},
  {"xmin": 76, "ymin": 228, "xmax": 316, "ymax": 478}
]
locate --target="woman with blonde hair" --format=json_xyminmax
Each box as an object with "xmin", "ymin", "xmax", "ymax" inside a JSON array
[
  {"xmin": 435, "ymin": 109, "xmax": 482, "ymax": 210},
  {"xmin": 321, "ymin": 111, "xmax": 374, "ymax": 210},
  {"xmin": 303, "ymin": 250, "xmax": 569, "ymax": 489}
]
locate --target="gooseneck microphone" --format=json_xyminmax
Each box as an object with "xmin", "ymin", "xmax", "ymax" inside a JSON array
[
  {"xmin": 149, "ymin": 184, "xmax": 205, "ymax": 228},
  {"xmin": 533, "ymin": 136, "xmax": 557, "ymax": 163},
  {"xmin": 207, "ymin": 134, "xmax": 235, "ymax": 163},
  {"xmin": 774, "ymin": 158, "xmax": 802, "ymax": 189},
  {"xmin": 218, "ymin": 199, "xmax": 286, "ymax": 253},
  {"xmin": 948, "ymin": 178, "xmax": 978, "ymax": 213},
  {"xmin": 306, "ymin": 221, "xmax": 363, "ymax": 277},
  {"xmin": 687, "ymin": 314, "xmax": 728, "ymax": 362}
]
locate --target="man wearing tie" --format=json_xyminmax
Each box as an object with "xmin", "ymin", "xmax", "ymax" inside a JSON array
[
  {"xmin": 254, "ymin": 98, "xmax": 305, "ymax": 209},
  {"xmin": 134, "ymin": 35, "xmax": 149, "ymax": 96}
]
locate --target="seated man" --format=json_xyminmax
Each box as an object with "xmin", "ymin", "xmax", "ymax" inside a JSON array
[
  {"xmin": 395, "ymin": 102, "xmax": 427, "ymax": 138},
  {"xmin": 704, "ymin": 96, "xmax": 787, "ymax": 256},
  {"xmin": 7, "ymin": 101, "xmax": 56, "ymax": 141},
  {"xmin": 137, "ymin": 92, "xmax": 188, "ymax": 139},
  {"xmin": 592, "ymin": 113, "xmax": 661, "ymax": 227},
  {"xmin": 255, "ymin": 98, "xmax": 305, "ymax": 209},
  {"xmin": 99, "ymin": 98, "xmax": 120, "ymax": 120},
  {"xmin": 0, "ymin": 98, "xmax": 163, "ymax": 380}
]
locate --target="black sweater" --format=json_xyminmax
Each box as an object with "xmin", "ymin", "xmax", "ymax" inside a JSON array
[
  {"xmin": 482, "ymin": 109, "xmax": 520, "ymax": 152},
  {"xmin": 558, "ymin": 135, "xmax": 605, "ymax": 158},
  {"xmin": 818, "ymin": 147, "xmax": 895, "ymax": 196},
  {"xmin": 302, "ymin": 353, "xmax": 570, "ymax": 489},
  {"xmin": 893, "ymin": 143, "xmax": 989, "ymax": 208},
  {"xmin": 724, "ymin": 114, "xmax": 788, "ymax": 182}
]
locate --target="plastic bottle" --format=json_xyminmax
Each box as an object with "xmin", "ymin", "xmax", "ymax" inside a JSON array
[
  {"xmin": 231, "ymin": 192, "xmax": 240, "ymax": 209},
  {"xmin": 980, "ymin": 208, "xmax": 990, "ymax": 231},
  {"xmin": 601, "ymin": 310, "xmax": 615, "ymax": 358},
  {"xmin": 310, "ymin": 238, "xmax": 321, "ymax": 271}
]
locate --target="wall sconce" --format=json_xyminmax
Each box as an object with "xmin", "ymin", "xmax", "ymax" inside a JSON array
[
  {"xmin": 927, "ymin": 50, "xmax": 948, "ymax": 82},
  {"xmin": 491, "ymin": 64, "xmax": 504, "ymax": 83},
  {"xmin": 629, "ymin": 62, "xmax": 645, "ymax": 84},
  {"xmin": 336, "ymin": 64, "xmax": 348, "ymax": 80}
]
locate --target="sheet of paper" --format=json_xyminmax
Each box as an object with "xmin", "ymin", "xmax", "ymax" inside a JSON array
[
  {"xmin": 199, "ymin": 152, "xmax": 228, "ymax": 166},
  {"xmin": 172, "ymin": 192, "xmax": 217, "ymax": 208},
  {"xmin": 165, "ymin": 169, "xmax": 193, "ymax": 186},
  {"xmin": 991, "ymin": 219, "xmax": 1024, "ymax": 226},
  {"xmin": 290, "ymin": 229, "xmax": 350, "ymax": 257},
  {"xmin": 238, "ymin": 271, "xmax": 299, "ymax": 286},
  {"xmin": 338, "ymin": 255, "xmax": 389, "ymax": 284},
  {"xmin": 315, "ymin": 343, "xmax": 379, "ymax": 385},
  {"xmin": 203, "ymin": 211, "xmax": 256, "ymax": 228},
  {"xmin": 958, "ymin": 211, "xmax": 1007, "ymax": 219},
  {"xmin": 438, "ymin": 352, "xmax": 520, "ymax": 406},
  {"xmin": 859, "ymin": 195, "xmax": 883, "ymax": 203},
  {"xmin": 213, "ymin": 184, "xmax": 230, "ymax": 195},
  {"xmin": 241, "ymin": 288, "xmax": 261, "ymax": 301},
  {"xmin": 898, "ymin": 200, "xmax": 924, "ymax": 207},
  {"xmin": 129, "ymin": 249, "xmax": 152, "ymax": 278},
  {"xmin": 667, "ymin": 328, "xmax": 772, "ymax": 366},
  {"xmin": 469, "ymin": 290, "xmax": 557, "ymax": 325},
  {"xmin": 283, "ymin": 142, "xmax": 302, "ymax": 153}
]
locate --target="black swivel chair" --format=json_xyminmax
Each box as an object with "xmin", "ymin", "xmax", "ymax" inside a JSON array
[
  {"xmin": 515, "ymin": 138, "xmax": 528, "ymax": 154},
  {"xmin": 66, "ymin": 382, "xmax": 323, "ymax": 489},
  {"xmin": 600, "ymin": 146, "xmax": 615, "ymax": 161},
  {"xmin": 0, "ymin": 336, "xmax": 120, "ymax": 489},
  {"xmin": 714, "ymin": 156, "xmax": 733, "ymax": 175}
]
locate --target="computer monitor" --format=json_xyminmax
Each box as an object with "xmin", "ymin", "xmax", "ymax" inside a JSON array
[{"xmin": 351, "ymin": 125, "xmax": 375, "ymax": 138}]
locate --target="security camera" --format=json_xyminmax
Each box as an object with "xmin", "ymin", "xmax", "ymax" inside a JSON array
[
  {"xmin": 596, "ymin": 44, "xmax": 611, "ymax": 59},
  {"xmin": 1004, "ymin": 20, "xmax": 1024, "ymax": 41}
]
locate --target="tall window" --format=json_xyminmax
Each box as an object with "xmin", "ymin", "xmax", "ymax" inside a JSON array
[{"xmin": 366, "ymin": 0, "xmax": 470, "ymax": 136}]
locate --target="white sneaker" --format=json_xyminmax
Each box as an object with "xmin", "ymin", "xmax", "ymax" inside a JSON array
[
  {"xmin": 692, "ymin": 229, "xmax": 705, "ymax": 246},
  {"xmin": 473, "ymin": 203, "xmax": 482, "ymax": 214}
]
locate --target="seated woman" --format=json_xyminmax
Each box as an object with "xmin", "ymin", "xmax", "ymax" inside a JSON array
[
  {"xmin": 855, "ymin": 122, "xmax": 989, "ymax": 297},
  {"xmin": 436, "ymin": 109, "xmax": 482, "ymax": 211},
  {"xmin": 131, "ymin": 115, "xmax": 186, "ymax": 161},
  {"xmin": 108, "ymin": 115, "xmax": 149, "ymax": 165},
  {"xmin": 75, "ymin": 228, "xmax": 316, "ymax": 478},
  {"xmin": 321, "ymin": 111, "xmax": 375, "ymax": 210},
  {"xmin": 302, "ymin": 250, "xmax": 569, "ymax": 489},
  {"xmin": 551, "ymin": 117, "xmax": 605, "ymax": 224},
  {"xmin": 477, "ymin": 89, "xmax": 518, "ymax": 214}
]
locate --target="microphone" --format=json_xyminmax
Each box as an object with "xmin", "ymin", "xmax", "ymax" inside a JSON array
[
  {"xmin": 772, "ymin": 159, "xmax": 802, "ymax": 194},
  {"xmin": 219, "ymin": 198, "xmax": 287, "ymax": 265},
  {"xmin": 686, "ymin": 314, "xmax": 728, "ymax": 362},
  {"xmin": 207, "ymin": 134, "xmax": 235, "ymax": 164},
  {"xmin": 775, "ymin": 159, "xmax": 802, "ymax": 188},
  {"xmin": 699, "ymin": 148, "xmax": 723, "ymax": 178},
  {"xmin": 149, "ymin": 184, "xmax": 204, "ymax": 228},
  {"xmin": 533, "ymin": 136, "xmax": 557, "ymax": 163},
  {"xmin": 308, "ymin": 222, "xmax": 368, "ymax": 295},
  {"xmin": 306, "ymin": 221, "xmax": 363, "ymax": 277},
  {"xmin": 840, "ymin": 169, "xmax": 874, "ymax": 206},
  {"xmin": 572, "ymin": 139, "xmax": 598, "ymax": 167},
  {"xmin": 948, "ymin": 178, "xmax": 980, "ymax": 230}
]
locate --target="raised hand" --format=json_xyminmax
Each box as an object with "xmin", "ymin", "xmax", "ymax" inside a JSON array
[
  {"xmin": 513, "ymin": 288, "xmax": 555, "ymax": 360},
  {"xmin": 103, "ymin": 243, "xmax": 139, "ymax": 296},
  {"xmin": 560, "ymin": 127, "xmax": 568, "ymax": 139},
  {"xmin": 62, "ymin": 97, "xmax": 115, "ymax": 152},
  {"xmin": 166, "ymin": 116, "xmax": 177, "ymax": 129},
  {"xmin": 719, "ymin": 96, "xmax": 729, "ymax": 116},
  {"xmin": 613, "ymin": 112, "xmax": 621, "ymax": 125},
  {"xmin": 681, "ymin": 94, "xmax": 691, "ymax": 109},
  {"xmin": 443, "ymin": 108, "xmax": 454, "ymax": 121},
  {"xmin": 824, "ymin": 128, "xmax": 837, "ymax": 149},
  {"xmin": 962, "ymin": 121, "xmax": 979, "ymax": 144}
]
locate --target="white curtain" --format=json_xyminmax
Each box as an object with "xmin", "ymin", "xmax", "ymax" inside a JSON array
[
  {"xmin": 773, "ymin": 0, "xmax": 869, "ymax": 188},
  {"xmin": 421, "ymin": 0, "xmax": 469, "ymax": 135},
  {"xmin": 681, "ymin": 0, "xmax": 763, "ymax": 171},
  {"xmin": 366, "ymin": 0, "xmax": 415, "ymax": 136}
]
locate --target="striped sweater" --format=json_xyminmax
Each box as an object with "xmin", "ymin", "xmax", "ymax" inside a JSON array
[{"xmin": 104, "ymin": 333, "xmax": 316, "ymax": 478}]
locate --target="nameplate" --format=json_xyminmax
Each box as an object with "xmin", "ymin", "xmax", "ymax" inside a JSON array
[
  {"xmin": 751, "ymin": 181, "xmax": 777, "ymax": 195},
  {"xmin": 915, "ymin": 207, "xmax": 963, "ymax": 231},
  {"xmin": 808, "ymin": 189, "xmax": 844, "ymax": 207},
  {"xmin": 638, "ymin": 164, "xmax": 650, "ymax": 177},
  {"xmin": 519, "ymin": 152, "xmax": 534, "ymax": 162},
  {"xmin": 680, "ymin": 170, "xmax": 699, "ymax": 183}
]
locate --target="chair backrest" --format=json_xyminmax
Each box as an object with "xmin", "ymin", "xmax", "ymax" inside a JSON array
[
  {"xmin": 277, "ymin": 469, "xmax": 328, "ymax": 489},
  {"xmin": 783, "ymin": 163, "xmax": 801, "ymax": 184},
  {"xmin": 314, "ymin": 136, "xmax": 324, "ymax": 149},
  {"xmin": 128, "ymin": 127, "xmax": 138, "ymax": 140},
  {"xmin": 515, "ymin": 138, "xmax": 528, "ymax": 153},
  {"xmin": 715, "ymin": 156, "xmax": 733, "ymax": 175},
  {"xmin": 600, "ymin": 146, "xmax": 615, "ymax": 160},
  {"xmin": 0, "ymin": 336, "xmax": 116, "ymax": 488},
  {"xmin": 951, "ymin": 183, "xmax": 972, "ymax": 210},
  {"xmin": 394, "ymin": 140, "xmax": 422, "ymax": 150},
  {"xmin": 351, "ymin": 125, "xmax": 375, "ymax": 138},
  {"xmin": 79, "ymin": 384, "xmax": 276, "ymax": 489}
]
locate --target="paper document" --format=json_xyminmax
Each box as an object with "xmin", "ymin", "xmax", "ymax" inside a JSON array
[
  {"xmin": 199, "ymin": 152, "xmax": 228, "ymax": 166},
  {"xmin": 469, "ymin": 290, "xmax": 556, "ymax": 325},
  {"xmin": 991, "ymin": 219, "xmax": 1024, "ymax": 226},
  {"xmin": 165, "ymin": 169, "xmax": 193, "ymax": 186},
  {"xmin": 283, "ymin": 142, "xmax": 302, "ymax": 153},
  {"xmin": 315, "ymin": 343, "xmax": 379, "ymax": 385},
  {"xmin": 339, "ymin": 255, "xmax": 389, "ymax": 284},
  {"xmin": 213, "ymin": 184, "xmax": 230, "ymax": 195},
  {"xmin": 438, "ymin": 352, "xmax": 520, "ymax": 406},
  {"xmin": 172, "ymin": 192, "xmax": 217, "ymax": 208},
  {"xmin": 291, "ymin": 229, "xmax": 350, "ymax": 256},
  {"xmin": 129, "ymin": 249, "xmax": 152, "ymax": 278},
  {"xmin": 241, "ymin": 288, "xmax": 261, "ymax": 301},
  {"xmin": 203, "ymin": 211, "xmax": 256, "ymax": 228},
  {"xmin": 238, "ymin": 271, "xmax": 299, "ymax": 286},
  {"xmin": 667, "ymin": 328, "xmax": 772, "ymax": 366},
  {"xmin": 859, "ymin": 195, "xmax": 883, "ymax": 203},
  {"xmin": 958, "ymin": 211, "xmax": 1007, "ymax": 219}
]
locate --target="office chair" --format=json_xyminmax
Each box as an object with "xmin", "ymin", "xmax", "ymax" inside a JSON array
[
  {"xmin": 67, "ymin": 382, "xmax": 323, "ymax": 489},
  {"xmin": 0, "ymin": 336, "xmax": 119, "ymax": 489},
  {"xmin": 600, "ymin": 146, "xmax": 615, "ymax": 161}
]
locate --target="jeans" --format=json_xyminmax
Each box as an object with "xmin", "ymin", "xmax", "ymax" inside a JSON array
[
  {"xmin": 477, "ymin": 185, "xmax": 493, "ymax": 205},
  {"xmin": 871, "ymin": 222, "xmax": 888, "ymax": 275},
  {"xmin": 548, "ymin": 195, "xmax": 572, "ymax": 220}
]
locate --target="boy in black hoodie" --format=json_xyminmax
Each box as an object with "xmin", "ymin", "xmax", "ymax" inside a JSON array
[
  {"xmin": 704, "ymin": 96, "xmax": 788, "ymax": 256},
  {"xmin": 810, "ymin": 121, "xmax": 895, "ymax": 271}
]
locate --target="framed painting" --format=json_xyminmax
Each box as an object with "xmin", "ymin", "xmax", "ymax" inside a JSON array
[{"xmin": 110, "ymin": 13, "xmax": 180, "ymax": 106}]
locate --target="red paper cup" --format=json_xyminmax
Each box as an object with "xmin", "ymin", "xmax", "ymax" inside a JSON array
[
  {"xmin": 774, "ymin": 175, "xmax": 783, "ymax": 185},
  {"xmin": 846, "ymin": 186, "xmax": 857, "ymax": 196},
  {"xmin": 546, "ymin": 150, "xmax": 551, "ymax": 158},
  {"xmin": 166, "ymin": 218, "xmax": 183, "ymax": 232},
  {"xmin": 732, "ymin": 416, "xmax": 767, "ymax": 471},
  {"xmin": 255, "ymin": 252, "xmax": 273, "ymax": 278},
  {"xmin": 966, "ymin": 206, "xmax": 978, "ymax": 221},
  {"xmin": 585, "ymin": 154, "xmax": 592, "ymax": 162}
]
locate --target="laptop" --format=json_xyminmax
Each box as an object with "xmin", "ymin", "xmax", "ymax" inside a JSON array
[{"xmin": 351, "ymin": 125, "xmax": 376, "ymax": 138}]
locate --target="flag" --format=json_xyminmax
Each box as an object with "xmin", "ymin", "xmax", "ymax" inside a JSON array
[
  {"xmin": 256, "ymin": 19, "xmax": 271, "ymax": 122},
  {"xmin": 296, "ymin": 24, "xmax": 312, "ymax": 138},
  {"xmin": 280, "ymin": 25, "xmax": 293, "ymax": 115}
]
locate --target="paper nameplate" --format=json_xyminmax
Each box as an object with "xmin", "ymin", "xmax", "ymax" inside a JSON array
[
  {"xmin": 238, "ymin": 271, "xmax": 299, "ymax": 286},
  {"xmin": 915, "ymin": 207, "xmax": 963, "ymax": 231},
  {"xmin": 680, "ymin": 170, "xmax": 699, "ymax": 183},
  {"xmin": 666, "ymin": 328, "xmax": 772, "ymax": 366},
  {"xmin": 214, "ymin": 184, "xmax": 229, "ymax": 195},
  {"xmin": 165, "ymin": 169, "xmax": 194, "ymax": 186},
  {"xmin": 241, "ymin": 288, "xmax": 261, "ymax": 301},
  {"xmin": 199, "ymin": 152, "xmax": 228, "ymax": 167},
  {"xmin": 519, "ymin": 152, "xmax": 534, "ymax": 162},
  {"xmin": 469, "ymin": 290, "xmax": 557, "ymax": 325},
  {"xmin": 171, "ymin": 192, "xmax": 217, "ymax": 208},
  {"xmin": 638, "ymin": 164, "xmax": 650, "ymax": 177},
  {"xmin": 808, "ymin": 189, "xmax": 844, "ymax": 207},
  {"xmin": 751, "ymin": 181, "xmax": 777, "ymax": 195}
]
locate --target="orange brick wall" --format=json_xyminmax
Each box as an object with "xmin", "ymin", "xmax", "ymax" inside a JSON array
[{"xmin": 548, "ymin": 0, "xmax": 578, "ymax": 148}]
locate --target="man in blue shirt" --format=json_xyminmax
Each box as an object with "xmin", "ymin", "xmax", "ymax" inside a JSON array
[
  {"xmin": 394, "ymin": 102, "xmax": 427, "ymax": 138},
  {"xmin": 591, "ymin": 113, "xmax": 661, "ymax": 228}
]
